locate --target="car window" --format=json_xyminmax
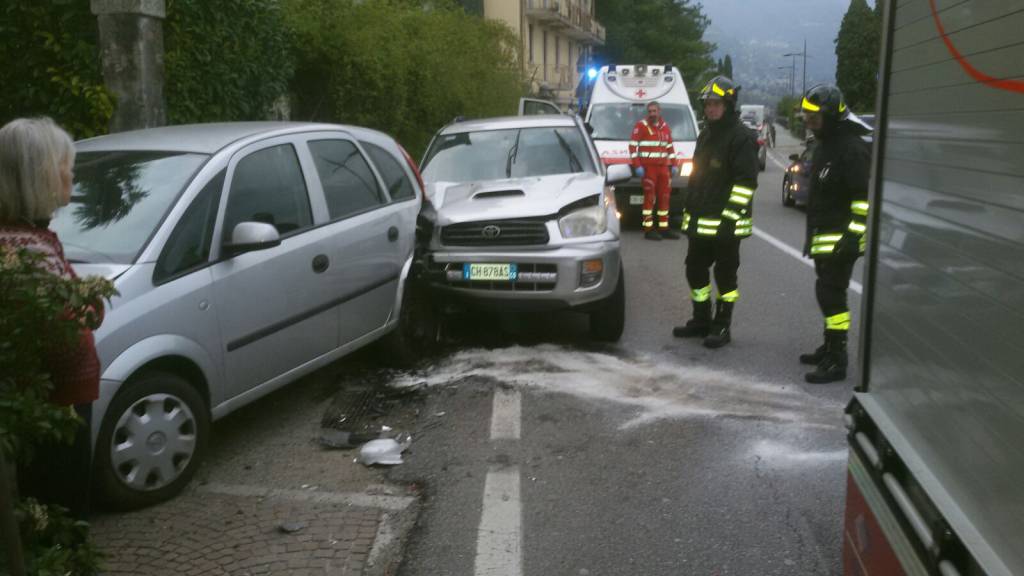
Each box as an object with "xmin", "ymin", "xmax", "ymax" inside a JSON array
[
  {"xmin": 51, "ymin": 151, "xmax": 208, "ymax": 265},
  {"xmin": 223, "ymin": 144, "xmax": 312, "ymax": 242},
  {"xmin": 359, "ymin": 141, "xmax": 416, "ymax": 201},
  {"xmin": 523, "ymin": 100, "xmax": 561, "ymax": 115},
  {"xmin": 154, "ymin": 169, "xmax": 224, "ymax": 283},
  {"xmin": 308, "ymin": 139, "xmax": 385, "ymax": 220}
]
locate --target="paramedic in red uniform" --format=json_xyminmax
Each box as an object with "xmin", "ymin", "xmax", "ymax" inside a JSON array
[{"xmin": 629, "ymin": 101, "xmax": 680, "ymax": 240}]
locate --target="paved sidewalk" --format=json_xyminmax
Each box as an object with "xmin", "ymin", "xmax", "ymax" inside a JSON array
[{"xmin": 90, "ymin": 365, "xmax": 419, "ymax": 576}]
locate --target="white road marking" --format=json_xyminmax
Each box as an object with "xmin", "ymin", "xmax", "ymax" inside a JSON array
[
  {"xmin": 474, "ymin": 467, "xmax": 523, "ymax": 576},
  {"xmin": 490, "ymin": 387, "xmax": 522, "ymax": 440},
  {"xmin": 768, "ymin": 149, "xmax": 790, "ymax": 171},
  {"xmin": 760, "ymin": 150, "xmax": 864, "ymax": 295}
]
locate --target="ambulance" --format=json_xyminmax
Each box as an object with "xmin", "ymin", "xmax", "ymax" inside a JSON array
[{"xmin": 583, "ymin": 64, "xmax": 700, "ymax": 226}]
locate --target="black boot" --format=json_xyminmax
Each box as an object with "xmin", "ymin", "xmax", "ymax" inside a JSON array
[
  {"xmin": 660, "ymin": 229, "xmax": 681, "ymax": 240},
  {"xmin": 672, "ymin": 300, "xmax": 711, "ymax": 338},
  {"xmin": 799, "ymin": 331, "xmax": 828, "ymax": 365},
  {"xmin": 644, "ymin": 229, "xmax": 662, "ymax": 241},
  {"xmin": 703, "ymin": 301, "xmax": 733, "ymax": 349},
  {"xmin": 805, "ymin": 331, "xmax": 848, "ymax": 383}
]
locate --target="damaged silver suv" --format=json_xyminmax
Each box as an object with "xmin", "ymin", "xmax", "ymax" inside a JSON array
[{"xmin": 419, "ymin": 114, "xmax": 631, "ymax": 341}]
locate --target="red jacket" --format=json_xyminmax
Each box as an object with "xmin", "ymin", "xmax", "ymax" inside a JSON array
[
  {"xmin": 629, "ymin": 118, "xmax": 676, "ymax": 167},
  {"xmin": 0, "ymin": 224, "xmax": 102, "ymax": 406}
]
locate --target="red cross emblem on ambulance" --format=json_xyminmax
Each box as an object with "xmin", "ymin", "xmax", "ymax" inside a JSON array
[{"xmin": 635, "ymin": 89, "xmax": 647, "ymax": 98}]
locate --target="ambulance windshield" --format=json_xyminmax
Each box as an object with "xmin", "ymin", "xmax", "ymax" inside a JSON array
[{"xmin": 588, "ymin": 103, "xmax": 697, "ymax": 141}]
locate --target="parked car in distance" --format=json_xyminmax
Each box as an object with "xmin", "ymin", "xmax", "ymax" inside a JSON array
[
  {"xmin": 53, "ymin": 122, "xmax": 429, "ymax": 509},
  {"xmin": 419, "ymin": 113, "xmax": 629, "ymax": 341},
  {"xmin": 783, "ymin": 137, "xmax": 817, "ymax": 207}
]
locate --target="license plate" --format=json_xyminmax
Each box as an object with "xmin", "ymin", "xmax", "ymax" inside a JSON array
[
  {"xmin": 464, "ymin": 263, "xmax": 518, "ymax": 281},
  {"xmin": 629, "ymin": 195, "xmax": 644, "ymax": 205}
]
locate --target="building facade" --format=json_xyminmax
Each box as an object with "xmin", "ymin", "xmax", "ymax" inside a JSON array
[{"xmin": 481, "ymin": 0, "xmax": 605, "ymax": 110}]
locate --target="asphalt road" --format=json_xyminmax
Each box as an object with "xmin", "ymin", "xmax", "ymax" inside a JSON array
[{"xmin": 387, "ymin": 125, "xmax": 865, "ymax": 576}]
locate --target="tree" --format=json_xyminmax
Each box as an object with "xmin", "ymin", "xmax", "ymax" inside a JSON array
[
  {"xmin": 835, "ymin": 0, "xmax": 881, "ymax": 112},
  {"xmin": 723, "ymin": 54, "xmax": 734, "ymax": 78},
  {"xmin": 595, "ymin": 0, "xmax": 715, "ymax": 93},
  {"xmin": 285, "ymin": 0, "xmax": 523, "ymax": 158}
]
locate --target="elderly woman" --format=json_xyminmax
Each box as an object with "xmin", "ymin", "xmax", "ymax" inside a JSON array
[{"xmin": 0, "ymin": 117, "xmax": 101, "ymax": 516}]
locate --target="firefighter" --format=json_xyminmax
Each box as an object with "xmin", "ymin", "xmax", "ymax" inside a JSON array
[
  {"xmin": 629, "ymin": 101, "xmax": 680, "ymax": 240},
  {"xmin": 799, "ymin": 84, "xmax": 872, "ymax": 383},
  {"xmin": 672, "ymin": 76, "xmax": 759, "ymax": 348}
]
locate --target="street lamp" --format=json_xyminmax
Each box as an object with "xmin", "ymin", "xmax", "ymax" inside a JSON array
[
  {"xmin": 783, "ymin": 39, "xmax": 811, "ymax": 97},
  {"xmin": 777, "ymin": 66, "xmax": 793, "ymax": 96}
]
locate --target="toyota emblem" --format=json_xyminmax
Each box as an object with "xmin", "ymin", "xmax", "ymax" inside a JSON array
[{"xmin": 482, "ymin": 225, "xmax": 501, "ymax": 239}]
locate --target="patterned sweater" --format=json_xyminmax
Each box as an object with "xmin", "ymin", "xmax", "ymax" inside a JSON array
[{"xmin": 0, "ymin": 223, "xmax": 102, "ymax": 406}]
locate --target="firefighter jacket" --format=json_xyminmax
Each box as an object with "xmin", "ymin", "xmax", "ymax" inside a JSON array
[
  {"xmin": 629, "ymin": 118, "xmax": 676, "ymax": 167},
  {"xmin": 805, "ymin": 122, "xmax": 871, "ymax": 258},
  {"xmin": 682, "ymin": 113, "xmax": 759, "ymax": 238}
]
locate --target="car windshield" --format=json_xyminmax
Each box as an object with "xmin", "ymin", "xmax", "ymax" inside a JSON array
[
  {"xmin": 587, "ymin": 103, "xmax": 697, "ymax": 141},
  {"xmin": 421, "ymin": 126, "xmax": 594, "ymax": 183},
  {"xmin": 50, "ymin": 151, "xmax": 208, "ymax": 264}
]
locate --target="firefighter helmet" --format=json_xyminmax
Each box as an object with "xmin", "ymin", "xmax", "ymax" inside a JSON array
[
  {"xmin": 802, "ymin": 84, "xmax": 849, "ymax": 121},
  {"xmin": 700, "ymin": 76, "xmax": 740, "ymax": 105}
]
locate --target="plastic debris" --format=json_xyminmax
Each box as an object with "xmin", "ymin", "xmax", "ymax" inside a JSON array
[
  {"xmin": 278, "ymin": 521, "xmax": 307, "ymax": 534},
  {"xmin": 358, "ymin": 433, "xmax": 412, "ymax": 466}
]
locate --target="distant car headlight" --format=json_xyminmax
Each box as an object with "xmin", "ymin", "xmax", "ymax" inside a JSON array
[{"xmin": 559, "ymin": 203, "xmax": 607, "ymax": 238}]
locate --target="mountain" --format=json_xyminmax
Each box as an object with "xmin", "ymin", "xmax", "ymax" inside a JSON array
[{"xmin": 698, "ymin": 0, "xmax": 873, "ymax": 107}]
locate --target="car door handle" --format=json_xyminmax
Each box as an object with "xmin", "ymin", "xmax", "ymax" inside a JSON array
[
  {"xmin": 312, "ymin": 254, "xmax": 329, "ymax": 273},
  {"xmin": 388, "ymin": 226, "xmax": 399, "ymax": 242}
]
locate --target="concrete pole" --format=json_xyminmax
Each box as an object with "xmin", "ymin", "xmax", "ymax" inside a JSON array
[{"xmin": 91, "ymin": 0, "xmax": 167, "ymax": 132}]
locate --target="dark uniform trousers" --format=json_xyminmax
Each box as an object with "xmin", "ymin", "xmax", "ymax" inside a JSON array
[
  {"xmin": 814, "ymin": 256, "xmax": 857, "ymax": 320},
  {"xmin": 685, "ymin": 235, "xmax": 741, "ymax": 297}
]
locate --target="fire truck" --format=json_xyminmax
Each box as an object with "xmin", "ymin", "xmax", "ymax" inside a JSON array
[
  {"xmin": 843, "ymin": 1, "xmax": 1024, "ymax": 575},
  {"xmin": 582, "ymin": 64, "xmax": 700, "ymax": 226}
]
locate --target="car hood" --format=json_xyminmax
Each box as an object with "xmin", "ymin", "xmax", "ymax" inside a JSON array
[
  {"xmin": 427, "ymin": 173, "xmax": 605, "ymax": 224},
  {"xmin": 71, "ymin": 262, "xmax": 132, "ymax": 281}
]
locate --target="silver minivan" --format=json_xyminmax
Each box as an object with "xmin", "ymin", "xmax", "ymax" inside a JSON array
[{"xmin": 53, "ymin": 122, "xmax": 426, "ymax": 509}]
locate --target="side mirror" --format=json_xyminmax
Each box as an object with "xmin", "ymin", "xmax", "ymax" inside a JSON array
[
  {"xmin": 605, "ymin": 164, "xmax": 632, "ymax": 184},
  {"xmin": 788, "ymin": 154, "xmax": 800, "ymax": 162},
  {"xmin": 224, "ymin": 222, "xmax": 281, "ymax": 256}
]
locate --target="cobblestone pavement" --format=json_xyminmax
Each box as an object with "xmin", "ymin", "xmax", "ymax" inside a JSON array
[{"xmin": 90, "ymin": 363, "xmax": 419, "ymax": 576}]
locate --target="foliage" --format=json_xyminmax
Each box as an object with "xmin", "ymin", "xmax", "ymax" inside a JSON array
[
  {"xmin": 0, "ymin": 0, "xmax": 113, "ymax": 138},
  {"xmin": 719, "ymin": 55, "xmax": 734, "ymax": 79},
  {"xmin": 776, "ymin": 94, "xmax": 805, "ymax": 138},
  {"xmin": 164, "ymin": 0, "xmax": 295, "ymax": 123},
  {"xmin": 0, "ymin": 246, "xmax": 115, "ymax": 576},
  {"xmin": 284, "ymin": 0, "xmax": 524, "ymax": 158},
  {"xmin": 835, "ymin": 0, "xmax": 881, "ymax": 113},
  {"xmin": 595, "ymin": 0, "xmax": 716, "ymax": 99}
]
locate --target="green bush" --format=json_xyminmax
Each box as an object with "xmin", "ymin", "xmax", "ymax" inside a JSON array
[
  {"xmin": 0, "ymin": 247, "xmax": 116, "ymax": 576},
  {"xmin": 164, "ymin": 0, "xmax": 294, "ymax": 123},
  {"xmin": 0, "ymin": 0, "xmax": 113, "ymax": 138},
  {"xmin": 285, "ymin": 0, "xmax": 524, "ymax": 158}
]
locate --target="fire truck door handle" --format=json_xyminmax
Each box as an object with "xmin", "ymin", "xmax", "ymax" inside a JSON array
[{"xmin": 882, "ymin": 472, "xmax": 935, "ymax": 552}]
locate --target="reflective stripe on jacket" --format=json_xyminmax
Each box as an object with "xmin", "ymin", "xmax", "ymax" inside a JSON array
[{"xmin": 629, "ymin": 119, "xmax": 676, "ymax": 167}]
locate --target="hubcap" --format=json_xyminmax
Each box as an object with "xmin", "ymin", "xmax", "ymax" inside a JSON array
[{"xmin": 110, "ymin": 393, "xmax": 198, "ymax": 492}]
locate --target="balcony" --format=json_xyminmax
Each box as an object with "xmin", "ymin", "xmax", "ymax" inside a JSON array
[{"xmin": 526, "ymin": 0, "xmax": 604, "ymax": 45}]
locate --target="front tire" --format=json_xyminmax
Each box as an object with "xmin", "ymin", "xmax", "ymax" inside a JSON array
[
  {"xmin": 95, "ymin": 371, "xmax": 209, "ymax": 510},
  {"xmin": 378, "ymin": 273, "xmax": 438, "ymax": 368},
  {"xmin": 589, "ymin": 268, "xmax": 625, "ymax": 342},
  {"xmin": 782, "ymin": 179, "xmax": 795, "ymax": 207}
]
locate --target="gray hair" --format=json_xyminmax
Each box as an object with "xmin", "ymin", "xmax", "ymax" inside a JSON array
[{"xmin": 0, "ymin": 117, "xmax": 76, "ymax": 223}]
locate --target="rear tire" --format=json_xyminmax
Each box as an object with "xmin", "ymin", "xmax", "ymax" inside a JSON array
[
  {"xmin": 95, "ymin": 371, "xmax": 209, "ymax": 510},
  {"xmin": 589, "ymin": 268, "xmax": 625, "ymax": 342}
]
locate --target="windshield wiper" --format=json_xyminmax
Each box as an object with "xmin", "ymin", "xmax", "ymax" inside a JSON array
[
  {"xmin": 505, "ymin": 129, "xmax": 522, "ymax": 178},
  {"xmin": 553, "ymin": 131, "xmax": 583, "ymax": 172}
]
